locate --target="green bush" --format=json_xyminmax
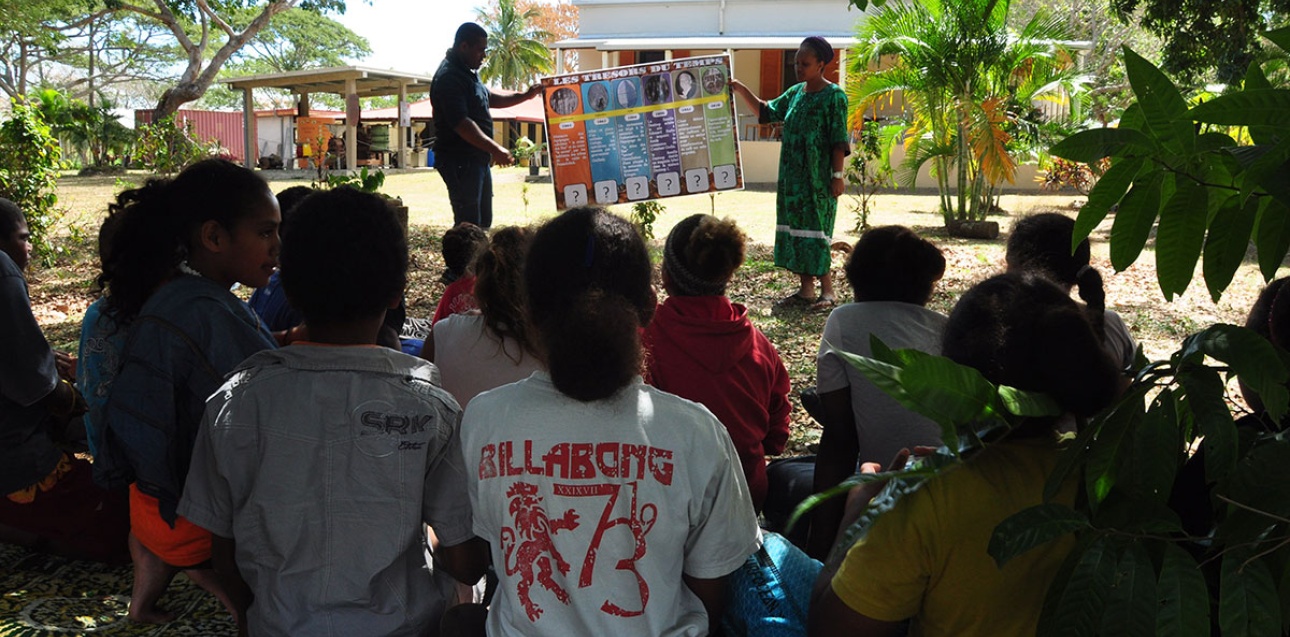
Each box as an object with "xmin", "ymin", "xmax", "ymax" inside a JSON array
[
  {"xmin": 0, "ymin": 98, "xmax": 62, "ymax": 266},
  {"xmin": 133, "ymin": 116, "xmax": 215, "ymax": 175}
]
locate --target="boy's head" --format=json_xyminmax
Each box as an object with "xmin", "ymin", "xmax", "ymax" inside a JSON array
[
  {"xmin": 441, "ymin": 221, "xmax": 488, "ymax": 282},
  {"xmin": 275, "ymin": 186, "xmax": 316, "ymax": 236},
  {"xmin": 0, "ymin": 197, "xmax": 31, "ymax": 271},
  {"xmin": 280, "ymin": 187, "xmax": 407, "ymax": 326},
  {"xmin": 662, "ymin": 214, "xmax": 746, "ymax": 296},
  {"xmin": 845, "ymin": 225, "xmax": 945, "ymax": 305}
]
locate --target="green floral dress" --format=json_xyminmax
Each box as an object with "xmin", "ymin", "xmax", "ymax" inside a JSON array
[{"xmin": 763, "ymin": 82, "xmax": 850, "ymax": 276}]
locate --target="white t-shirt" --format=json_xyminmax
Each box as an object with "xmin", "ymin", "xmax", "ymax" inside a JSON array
[
  {"xmin": 434, "ymin": 312, "xmax": 543, "ymax": 409},
  {"xmin": 1102, "ymin": 310, "xmax": 1137, "ymax": 372},
  {"xmin": 461, "ymin": 372, "xmax": 761, "ymax": 636},
  {"xmin": 816, "ymin": 301, "xmax": 949, "ymax": 466}
]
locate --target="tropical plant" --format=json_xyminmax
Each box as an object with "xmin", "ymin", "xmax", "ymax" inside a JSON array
[
  {"xmin": 1052, "ymin": 34, "xmax": 1290, "ymax": 302},
  {"xmin": 132, "ymin": 115, "xmax": 217, "ymax": 175},
  {"xmin": 848, "ymin": 0, "xmax": 1087, "ymax": 228},
  {"xmin": 323, "ymin": 166, "xmax": 385, "ymax": 193},
  {"xmin": 32, "ymin": 88, "xmax": 134, "ymax": 169},
  {"xmin": 801, "ymin": 27, "xmax": 1290, "ymax": 637},
  {"xmin": 846, "ymin": 120, "xmax": 897, "ymax": 235},
  {"xmin": 475, "ymin": 0, "xmax": 555, "ymax": 90},
  {"xmin": 629, "ymin": 200, "xmax": 664, "ymax": 241},
  {"xmin": 0, "ymin": 97, "xmax": 62, "ymax": 265}
]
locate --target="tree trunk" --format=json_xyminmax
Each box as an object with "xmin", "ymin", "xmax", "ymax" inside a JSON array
[{"xmin": 153, "ymin": 82, "xmax": 207, "ymax": 120}]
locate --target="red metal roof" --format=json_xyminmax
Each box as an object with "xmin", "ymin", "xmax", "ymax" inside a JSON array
[{"xmin": 362, "ymin": 96, "xmax": 544, "ymax": 123}]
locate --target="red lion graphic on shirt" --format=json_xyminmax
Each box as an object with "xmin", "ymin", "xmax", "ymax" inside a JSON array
[{"xmin": 502, "ymin": 482, "xmax": 580, "ymax": 622}]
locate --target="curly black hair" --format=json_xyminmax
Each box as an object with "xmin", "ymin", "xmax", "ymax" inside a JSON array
[
  {"xmin": 279, "ymin": 187, "xmax": 408, "ymax": 324},
  {"xmin": 845, "ymin": 225, "xmax": 945, "ymax": 304}
]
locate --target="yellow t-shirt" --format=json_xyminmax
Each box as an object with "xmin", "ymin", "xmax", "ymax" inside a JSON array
[{"xmin": 831, "ymin": 436, "xmax": 1076, "ymax": 637}]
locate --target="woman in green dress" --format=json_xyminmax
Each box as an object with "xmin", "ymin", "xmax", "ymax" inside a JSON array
[{"xmin": 732, "ymin": 36, "xmax": 850, "ymax": 310}]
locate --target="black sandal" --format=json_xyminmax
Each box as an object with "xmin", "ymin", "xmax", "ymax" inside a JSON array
[{"xmin": 774, "ymin": 292, "xmax": 815, "ymax": 308}]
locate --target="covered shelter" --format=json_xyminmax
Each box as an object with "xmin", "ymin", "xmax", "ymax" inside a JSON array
[
  {"xmin": 222, "ymin": 66, "xmax": 434, "ymax": 172},
  {"xmin": 363, "ymin": 97, "xmax": 547, "ymax": 168}
]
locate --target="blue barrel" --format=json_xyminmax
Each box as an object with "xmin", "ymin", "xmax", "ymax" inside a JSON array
[{"xmin": 426, "ymin": 149, "xmax": 435, "ymax": 167}]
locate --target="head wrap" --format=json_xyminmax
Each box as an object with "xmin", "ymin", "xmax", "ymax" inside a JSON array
[{"xmin": 801, "ymin": 36, "xmax": 834, "ymax": 65}]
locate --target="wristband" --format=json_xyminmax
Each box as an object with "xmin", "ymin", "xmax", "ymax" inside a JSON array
[{"xmin": 831, "ymin": 171, "xmax": 845, "ymax": 179}]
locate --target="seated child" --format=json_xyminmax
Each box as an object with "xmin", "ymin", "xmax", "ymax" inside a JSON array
[
  {"xmin": 0, "ymin": 196, "xmax": 128, "ymax": 563},
  {"xmin": 77, "ymin": 214, "xmax": 123, "ymax": 459},
  {"xmin": 1006, "ymin": 212, "xmax": 1137, "ymax": 372},
  {"xmin": 248, "ymin": 185, "xmax": 313, "ymax": 332},
  {"xmin": 642, "ymin": 213, "xmax": 790, "ymax": 513},
  {"xmin": 808, "ymin": 226, "xmax": 946, "ymax": 558},
  {"xmin": 428, "ymin": 225, "xmax": 542, "ymax": 409},
  {"xmin": 809, "ymin": 272, "xmax": 1121, "ymax": 637},
  {"xmin": 97, "ymin": 159, "xmax": 280, "ymax": 623},
  {"xmin": 459, "ymin": 207, "xmax": 761, "ymax": 636},
  {"xmin": 432, "ymin": 221, "xmax": 488, "ymax": 324},
  {"xmin": 179, "ymin": 187, "xmax": 487, "ymax": 636}
]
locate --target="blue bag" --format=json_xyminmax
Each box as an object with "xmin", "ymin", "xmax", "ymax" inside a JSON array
[{"xmin": 722, "ymin": 531, "xmax": 822, "ymax": 637}]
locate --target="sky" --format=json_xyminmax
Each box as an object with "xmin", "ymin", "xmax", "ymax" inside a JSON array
[{"xmin": 339, "ymin": 0, "xmax": 499, "ymax": 76}]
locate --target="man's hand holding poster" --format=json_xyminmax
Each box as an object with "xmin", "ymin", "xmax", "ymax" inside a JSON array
[{"xmin": 542, "ymin": 55, "xmax": 744, "ymax": 210}]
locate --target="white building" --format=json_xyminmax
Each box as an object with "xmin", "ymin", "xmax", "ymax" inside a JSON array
[{"xmin": 553, "ymin": 0, "xmax": 872, "ymax": 182}]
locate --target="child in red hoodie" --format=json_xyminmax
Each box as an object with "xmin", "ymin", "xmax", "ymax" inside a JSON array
[{"xmin": 644, "ymin": 214, "xmax": 791, "ymax": 512}]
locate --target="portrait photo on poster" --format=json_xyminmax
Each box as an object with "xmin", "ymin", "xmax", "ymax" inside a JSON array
[
  {"xmin": 701, "ymin": 67, "xmax": 727, "ymax": 96},
  {"xmin": 586, "ymin": 82, "xmax": 610, "ymax": 113},
  {"xmin": 674, "ymin": 71, "xmax": 698, "ymax": 100},
  {"xmin": 615, "ymin": 78, "xmax": 641, "ymax": 109},
  {"xmin": 642, "ymin": 73, "xmax": 672, "ymax": 105},
  {"xmin": 550, "ymin": 87, "xmax": 580, "ymax": 115}
]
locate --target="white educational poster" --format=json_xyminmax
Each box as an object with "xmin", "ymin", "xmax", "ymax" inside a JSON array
[{"xmin": 541, "ymin": 55, "xmax": 744, "ymax": 210}]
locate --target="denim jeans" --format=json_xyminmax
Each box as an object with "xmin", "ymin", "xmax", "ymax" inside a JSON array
[{"xmin": 436, "ymin": 152, "xmax": 493, "ymax": 229}]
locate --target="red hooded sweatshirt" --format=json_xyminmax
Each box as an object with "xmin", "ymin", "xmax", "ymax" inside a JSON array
[{"xmin": 643, "ymin": 295, "xmax": 791, "ymax": 511}]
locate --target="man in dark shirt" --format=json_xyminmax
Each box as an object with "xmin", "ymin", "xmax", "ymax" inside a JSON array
[{"xmin": 431, "ymin": 22, "xmax": 542, "ymax": 229}]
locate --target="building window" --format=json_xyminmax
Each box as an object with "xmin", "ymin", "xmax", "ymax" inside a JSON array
[
  {"xmin": 639, "ymin": 50, "xmax": 666, "ymax": 64},
  {"xmin": 781, "ymin": 50, "xmax": 796, "ymax": 93}
]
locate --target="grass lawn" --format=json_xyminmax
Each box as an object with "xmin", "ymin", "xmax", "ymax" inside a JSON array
[{"xmin": 28, "ymin": 167, "xmax": 1283, "ymax": 454}]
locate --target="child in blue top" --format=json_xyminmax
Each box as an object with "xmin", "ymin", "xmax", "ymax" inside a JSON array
[{"xmin": 96, "ymin": 159, "xmax": 279, "ymax": 624}]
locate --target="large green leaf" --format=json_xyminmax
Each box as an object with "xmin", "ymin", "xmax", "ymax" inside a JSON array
[
  {"xmin": 1101, "ymin": 543, "xmax": 1157, "ymax": 637},
  {"xmin": 1110, "ymin": 174, "xmax": 1164, "ymax": 271},
  {"xmin": 900, "ymin": 355, "xmax": 1000, "ymax": 446},
  {"xmin": 1124, "ymin": 47, "xmax": 1193, "ymax": 154},
  {"xmin": 1050, "ymin": 128, "xmax": 1157, "ymax": 163},
  {"xmin": 1072, "ymin": 157, "xmax": 1145, "ymax": 251},
  {"xmin": 1190, "ymin": 90, "xmax": 1290, "ymax": 127},
  {"xmin": 989, "ymin": 504, "xmax": 1089, "ymax": 567},
  {"xmin": 1266, "ymin": 26, "xmax": 1290, "ymax": 55},
  {"xmin": 1155, "ymin": 178, "xmax": 1208, "ymax": 300},
  {"xmin": 996, "ymin": 384, "xmax": 1062, "ymax": 417},
  {"xmin": 1242, "ymin": 62, "xmax": 1280, "ymax": 147},
  {"xmin": 1203, "ymin": 195, "xmax": 1258, "ymax": 302},
  {"xmin": 1189, "ymin": 324, "xmax": 1289, "ymax": 421},
  {"xmin": 1255, "ymin": 199, "xmax": 1290, "ymax": 281},
  {"xmin": 1123, "ymin": 390, "xmax": 1181, "ymax": 503},
  {"xmin": 1177, "ymin": 366, "xmax": 1238, "ymax": 482},
  {"xmin": 1085, "ymin": 397, "xmax": 1135, "ymax": 508},
  {"xmin": 1216, "ymin": 441, "xmax": 1290, "ymax": 545},
  {"xmin": 1220, "ymin": 552, "xmax": 1282, "ymax": 637},
  {"xmin": 1038, "ymin": 537, "xmax": 1115, "ymax": 637},
  {"xmin": 1156, "ymin": 543, "xmax": 1210, "ymax": 637},
  {"xmin": 1237, "ymin": 138, "xmax": 1290, "ymax": 208}
]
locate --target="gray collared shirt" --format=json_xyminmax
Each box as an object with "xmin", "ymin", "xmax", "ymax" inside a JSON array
[{"xmin": 180, "ymin": 345, "xmax": 473, "ymax": 636}]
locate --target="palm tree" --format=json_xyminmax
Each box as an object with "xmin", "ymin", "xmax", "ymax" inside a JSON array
[
  {"xmin": 476, "ymin": 0, "xmax": 555, "ymax": 90},
  {"xmin": 848, "ymin": 0, "xmax": 1085, "ymax": 227}
]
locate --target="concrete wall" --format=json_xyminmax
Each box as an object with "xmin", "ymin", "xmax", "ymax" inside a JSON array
[{"xmin": 574, "ymin": 0, "xmax": 863, "ymax": 38}]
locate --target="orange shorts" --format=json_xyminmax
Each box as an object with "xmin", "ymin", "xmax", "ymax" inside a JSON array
[{"xmin": 128, "ymin": 484, "xmax": 211, "ymax": 567}]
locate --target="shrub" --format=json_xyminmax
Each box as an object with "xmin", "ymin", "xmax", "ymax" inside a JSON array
[{"xmin": 0, "ymin": 98, "xmax": 62, "ymax": 265}]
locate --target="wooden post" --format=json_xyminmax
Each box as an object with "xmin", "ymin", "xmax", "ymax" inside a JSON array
[
  {"xmin": 242, "ymin": 88, "xmax": 256, "ymax": 169},
  {"xmin": 397, "ymin": 82, "xmax": 409, "ymax": 168},
  {"xmin": 345, "ymin": 77, "xmax": 358, "ymax": 173}
]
